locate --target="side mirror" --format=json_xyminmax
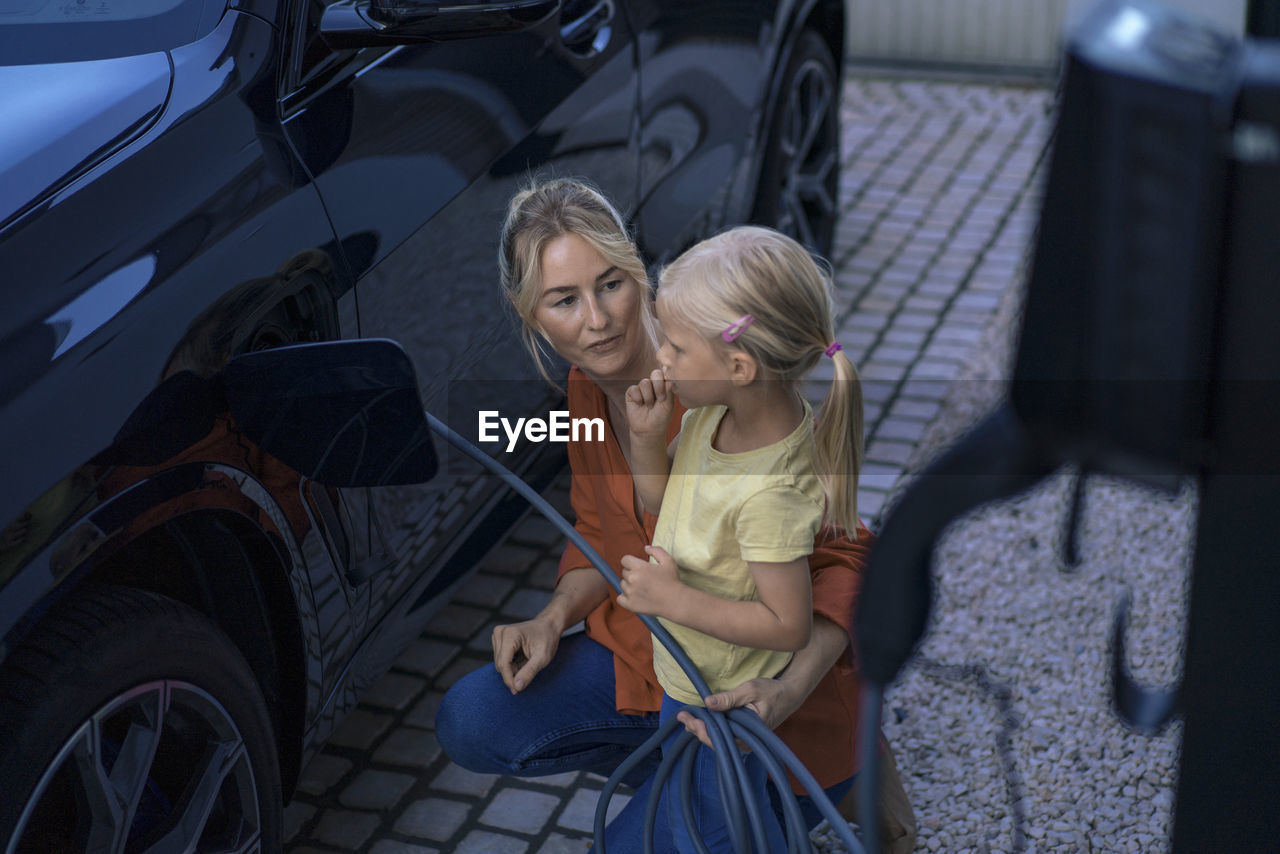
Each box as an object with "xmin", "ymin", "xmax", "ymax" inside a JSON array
[
  {"xmin": 320, "ymin": 0, "xmax": 561, "ymax": 49},
  {"xmin": 223, "ymin": 339, "xmax": 438, "ymax": 488}
]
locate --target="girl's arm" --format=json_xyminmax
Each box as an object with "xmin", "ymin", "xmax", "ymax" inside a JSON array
[
  {"xmin": 625, "ymin": 369, "xmax": 675, "ymax": 514},
  {"xmin": 618, "ymin": 546, "xmax": 813, "ymax": 652}
]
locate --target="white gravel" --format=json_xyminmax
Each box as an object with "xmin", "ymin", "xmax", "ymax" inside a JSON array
[{"xmin": 814, "ymin": 253, "xmax": 1192, "ymax": 853}]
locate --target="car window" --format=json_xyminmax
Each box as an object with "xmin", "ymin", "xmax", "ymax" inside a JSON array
[
  {"xmin": 286, "ymin": 0, "xmax": 355, "ymax": 92},
  {"xmin": 0, "ymin": 0, "xmax": 223, "ymax": 65}
]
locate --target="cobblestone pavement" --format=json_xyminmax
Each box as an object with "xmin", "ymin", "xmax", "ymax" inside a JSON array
[{"xmin": 283, "ymin": 73, "xmax": 1054, "ymax": 854}]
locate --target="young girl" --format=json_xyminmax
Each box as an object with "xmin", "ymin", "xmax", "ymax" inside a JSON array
[{"xmin": 618, "ymin": 225, "xmax": 864, "ymax": 853}]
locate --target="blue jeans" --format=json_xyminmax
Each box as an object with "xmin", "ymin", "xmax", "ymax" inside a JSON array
[{"xmin": 436, "ymin": 632, "xmax": 853, "ymax": 853}]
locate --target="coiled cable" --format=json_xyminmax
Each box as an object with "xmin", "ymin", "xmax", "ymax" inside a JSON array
[{"xmin": 423, "ymin": 410, "xmax": 867, "ymax": 854}]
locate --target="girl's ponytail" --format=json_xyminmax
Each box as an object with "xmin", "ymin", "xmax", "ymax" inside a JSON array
[{"xmin": 813, "ymin": 348, "xmax": 864, "ymax": 538}]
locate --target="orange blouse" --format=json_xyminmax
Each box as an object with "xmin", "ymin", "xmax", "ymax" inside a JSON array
[{"xmin": 556, "ymin": 366, "xmax": 871, "ymax": 790}]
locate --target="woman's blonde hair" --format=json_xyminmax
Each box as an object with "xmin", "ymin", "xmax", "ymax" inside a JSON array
[
  {"xmin": 498, "ymin": 177, "xmax": 658, "ymax": 386},
  {"xmin": 658, "ymin": 226, "xmax": 865, "ymax": 537}
]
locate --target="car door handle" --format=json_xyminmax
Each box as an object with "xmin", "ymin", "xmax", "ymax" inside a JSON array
[{"xmin": 560, "ymin": 0, "xmax": 613, "ymax": 55}]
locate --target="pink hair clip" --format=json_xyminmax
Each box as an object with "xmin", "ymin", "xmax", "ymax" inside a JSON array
[
  {"xmin": 824, "ymin": 342, "xmax": 843, "ymax": 358},
  {"xmin": 721, "ymin": 314, "xmax": 754, "ymax": 343}
]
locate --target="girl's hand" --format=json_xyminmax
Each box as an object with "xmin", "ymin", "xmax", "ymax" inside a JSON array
[
  {"xmin": 624, "ymin": 368, "xmax": 673, "ymax": 439},
  {"xmin": 617, "ymin": 545, "xmax": 683, "ymax": 618}
]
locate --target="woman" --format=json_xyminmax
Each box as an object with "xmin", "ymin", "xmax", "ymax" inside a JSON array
[{"xmin": 435, "ymin": 178, "xmax": 870, "ymax": 851}]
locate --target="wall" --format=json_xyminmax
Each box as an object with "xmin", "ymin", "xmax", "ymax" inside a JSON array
[{"xmin": 845, "ymin": 0, "xmax": 1247, "ymax": 72}]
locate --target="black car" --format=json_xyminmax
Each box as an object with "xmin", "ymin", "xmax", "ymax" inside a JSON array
[{"xmin": 0, "ymin": 0, "xmax": 845, "ymax": 849}]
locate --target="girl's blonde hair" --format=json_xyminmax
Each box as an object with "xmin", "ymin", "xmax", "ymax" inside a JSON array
[
  {"xmin": 658, "ymin": 226, "xmax": 865, "ymax": 537},
  {"xmin": 498, "ymin": 177, "xmax": 659, "ymax": 386}
]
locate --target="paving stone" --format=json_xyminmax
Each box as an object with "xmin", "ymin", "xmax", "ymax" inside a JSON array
[
  {"xmin": 373, "ymin": 726, "xmax": 442, "ymax": 769},
  {"xmin": 528, "ymin": 557, "xmax": 561, "ymax": 590},
  {"xmin": 404, "ymin": 691, "xmax": 446, "ymax": 729},
  {"xmin": 859, "ymin": 463, "xmax": 903, "ymax": 492},
  {"xmin": 435, "ymin": 654, "xmax": 487, "ymax": 690},
  {"xmin": 468, "ymin": 620, "xmax": 499, "ymax": 653},
  {"xmin": 867, "ymin": 439, "xmax": 915, "ymax": 466},
  {"xmin": 557, "ymin": 788, "xmax": 631, "ymax": 834},
  {"xmin": 537, "ymin": 834, "xmax": 593, "ymax": 853},
  {"xmin": 362, "ymin": 673, "xmax": 426, "ymax": 712},
  {"xmin": 898, "ymin": 379, "xmax": 952, "ymax": 403},
  {"xmin": 933, "ymin": 324, "xmax": 984, "ymax": 345},
  {"xmin": 479, "ymin": 542, "xmax": 544, "ymax": 576},
  {"xmin": 432, "ymin": 762, "xmax": 500, "ymax": 798},
  {"xmin": 425, "ymin": 604, "xmax": 491, "ymax": 641},
  {"xmin": 501, "ymin": 588, "xmax": 553, "ymax": 621},
  {"xmin": 876, "ymin": 417, "xmax": 932, "ymax": 443},
  {"xmin": 860, "ymin": 362, "xmax": 906, "ymax": 382},
  {"xmin": 297, "ymin": 753, "xmax": 354, "ymax": 797},
  {"xmin": 923, "ymin": 340, "xmax": 977, "ymax": 363},
  {"xmin": 454, "ymin": 830, "xmax": 529, "ymax": 854},
  {"xmin": 909, "ymin": 359, "xmax": 964, "ymax": 381},
  {"xmin": 861, "ymin": 379, "xmax": 897, "ymax": 405},
  {"xmin": 955, "ymin": 291, "xmax": 1003, "ymax": 312},
  {"xmin": 454, "ymin": 572, "xmax": 517, "ymax": 608},
  {"xmin": 858, "ymin": 488, "xmax": 889, "ymax": 521},
  {"xmin": 891, "ymin": 310, "xmax": 936, "ymax": 329},
  {"xmin": 340, "ymin": 769, "xmax": 417, "ymax": 810},
  {"xmin": 869, "ymin": 344, "xmax": 920, "ymax": 366},
  {"xmin": 283, "ymin": 799, "xmax": 317, "ymax": 842},
  {"xmin": 328, "ymin": 709, "xmax": 395, "ymax": 751},
  {"xmin": 510, "ymin": 513, "xmax": 565, "ymax": 547},
  {"xmin": 904, "ymin": 294, "xmax": 947, "ymax": 312},
  {"xmin": 531, "ymin": 771, "xmax": 583, "ymax": 789},
  {"xmin": 890, "ymin": 396, "xmax": 942, "ymax": 422},
  {"xmin": 845, "ymin": 310, "xmax": 892, "ymax": 330},
  {"xmin": 395, "ymin": 639, "xmax": 459, "ymax": 679},
  {"xmin": 480, "ymin": 788, "xmax": 563, "ymax": 834},
  {"xmin": 312, "ymin": 809, "xmax": 382, "ymax": 849},
  {"xmin": 395, "ymin": 797, "xmax": 470, "ymax": 842},
  {"xmin": 370, "ymin": 840, "xmax": 440, "ymax": 854}
]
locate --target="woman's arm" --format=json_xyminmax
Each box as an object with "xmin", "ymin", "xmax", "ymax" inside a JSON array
[{"xmin": 617, "ymin": 546, "xmax": 813, "ymax": 652}]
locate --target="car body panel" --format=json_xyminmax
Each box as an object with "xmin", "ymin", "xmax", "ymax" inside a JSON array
[{"xmin": 0, "ymin": 10, "xmax": 353, "ymax": 678}]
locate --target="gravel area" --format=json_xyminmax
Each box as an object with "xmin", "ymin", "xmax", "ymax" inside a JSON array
[{"xmin": 813, "ymin": 251, "xmax": 1194, "ymax": 854}]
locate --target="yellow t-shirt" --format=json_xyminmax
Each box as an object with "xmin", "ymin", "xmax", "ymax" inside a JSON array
[{"xmin": 651, "ymin": 401, "xmax": 825, "ymax": 705}]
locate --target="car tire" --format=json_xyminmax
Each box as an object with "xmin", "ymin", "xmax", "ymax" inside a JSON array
[
  {"xmin": 0, "ymin": 584, "xmax": 282, "ymax": 854},
  {"xmin": 751, "ymin": 28, "xmax": 842, "ymax": 257}
]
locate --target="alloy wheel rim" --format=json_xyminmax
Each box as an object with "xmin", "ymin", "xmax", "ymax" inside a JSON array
[
  {"xmin": 776, "ymin": 57, "xmax": 839, "ymax": 251},
  {"xmin": 8, "ymin": 681, "xmax": 262, "ymax": 854}
]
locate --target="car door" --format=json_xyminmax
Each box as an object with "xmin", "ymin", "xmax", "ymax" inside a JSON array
[
  {"xmin": 625, "ymin": 0, "xmax": 780, "ymax": 260},
  {"xmin": 279, "ymin": 0, "xmax": 639, "ymax": 659}
]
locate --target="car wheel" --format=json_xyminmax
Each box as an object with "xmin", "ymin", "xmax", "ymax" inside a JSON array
[
  {"xmin": 752, "ymin": 28, "xmax": 842, "ymax": 257},
  {"xmin": 0, "ymin": 585, "xmax": 282, "ymax": 854}
]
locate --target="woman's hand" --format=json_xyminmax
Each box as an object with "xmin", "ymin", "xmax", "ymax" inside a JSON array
[
  {"xmin": 617, "ymin": 544, "xmax": 683, "ymax": 619},
  {"xmin": 491, "ymin": 615, "xmax": 562, "ymax": 694},
  {"xmin": 625, "ymin": 368, "xmax": 673, "ymax": 439},
  {"xmin": 676, "ymin": 616, "xmax": 850, "ymax": 748},
  {"xmin": 675, "ymin": 677, "xmax": 801, "ymax": 749}
]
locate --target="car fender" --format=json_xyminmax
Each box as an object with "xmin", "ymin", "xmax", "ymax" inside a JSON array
[{"xmin": 0, "ymin": 459, "xmax": 327, "ymax": 734}]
